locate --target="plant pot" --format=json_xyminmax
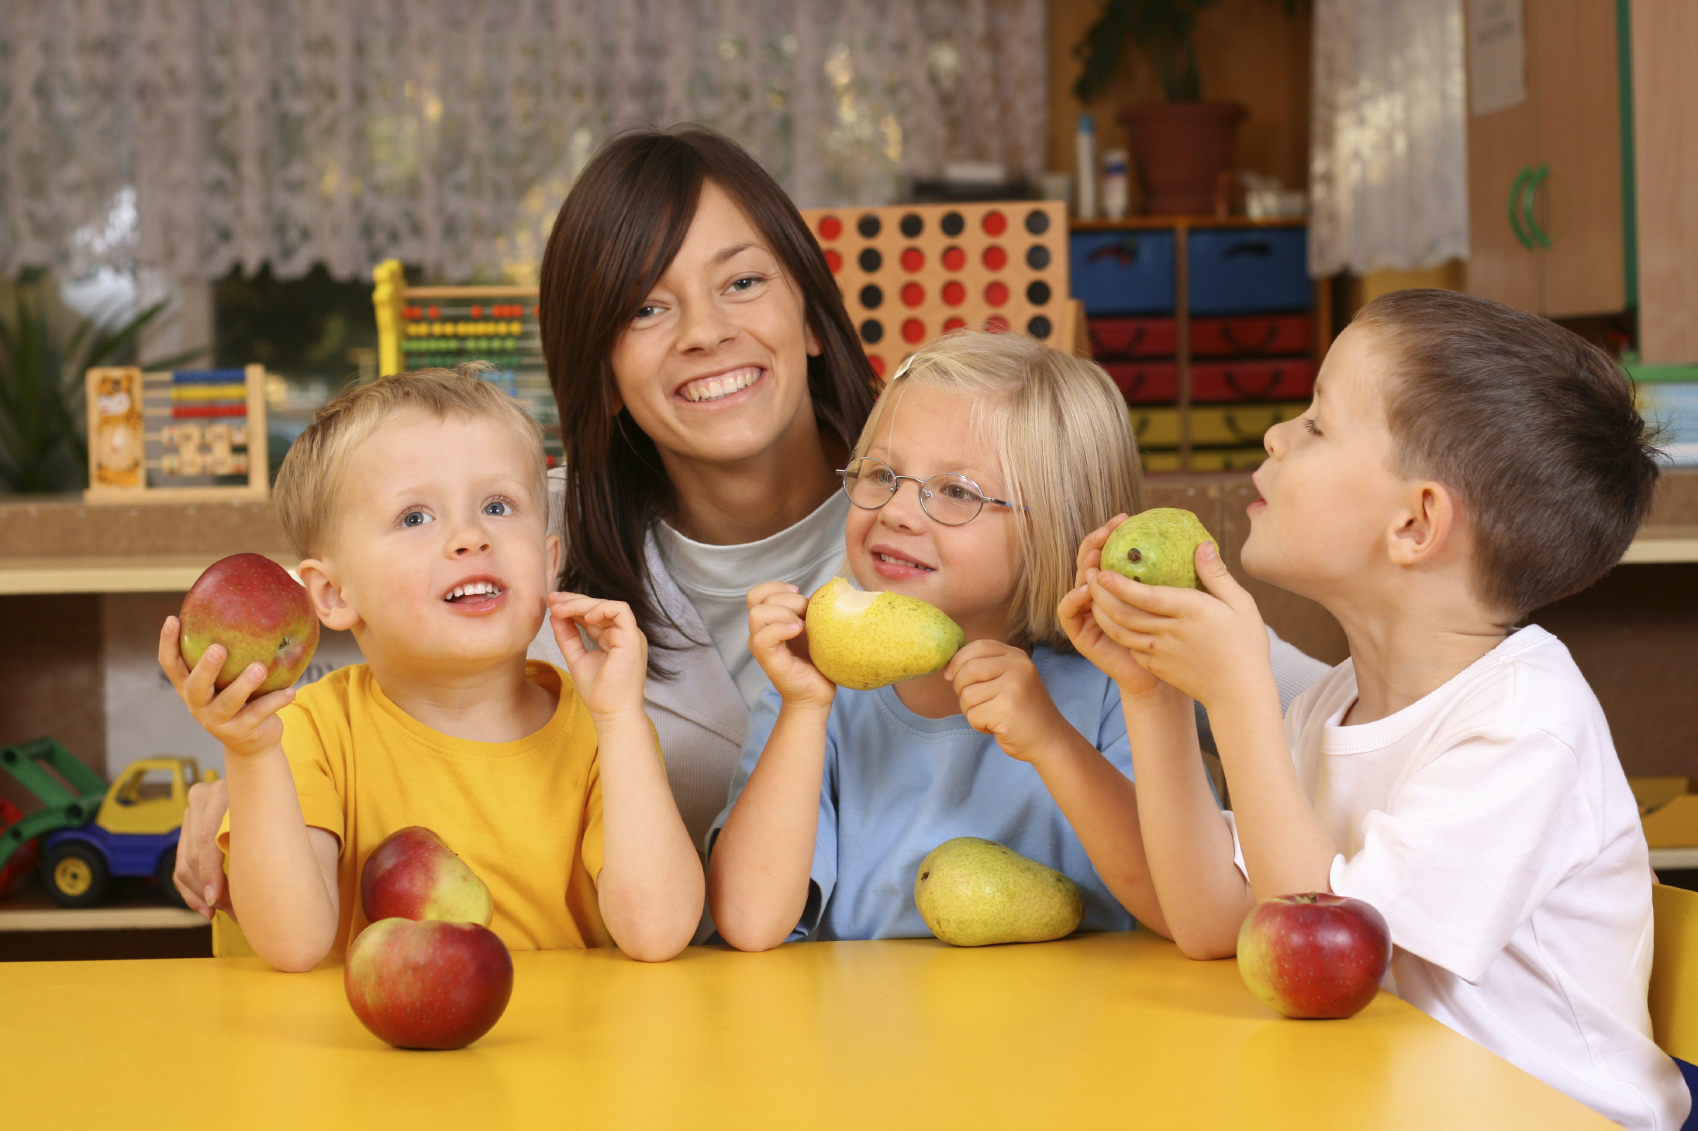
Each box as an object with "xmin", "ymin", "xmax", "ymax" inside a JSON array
[{"xmin": 1118, "ymin": 101, "xmax": 1247, "ymax": 217}]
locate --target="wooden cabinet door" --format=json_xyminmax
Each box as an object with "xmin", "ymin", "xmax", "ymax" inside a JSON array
[
  {"xmin": 1466, "ymin": 4, "xmax": 1543, "ymax": 313},
  {"xmin": 1532, "ymin": 0, "xmax": 1626, "ymax": 318},
  {"xmin": 1631, "ymin": 0, "xmax": 1698, "ymax": 363}
]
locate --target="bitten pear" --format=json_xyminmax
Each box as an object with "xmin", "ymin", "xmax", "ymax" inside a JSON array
[
  {"xmin": 1101, "ymin": 508, "xmax": 1218, "ymax": 589},
  {"xmin": 914, "ymin": 837, "xmax": 1085, "ymax": 947},
  {"xmin": 805, "ymin": 578, "xmax": 965, "ymax": 691}
]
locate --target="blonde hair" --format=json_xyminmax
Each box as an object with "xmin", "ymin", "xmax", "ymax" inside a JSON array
[
  {"xmin": 273, "ymin": 363, "xmax": 547, "ymax": 557},
  {"xmin": 853, "ymin": 332, "xmax": 1143, "ymax": 649}
]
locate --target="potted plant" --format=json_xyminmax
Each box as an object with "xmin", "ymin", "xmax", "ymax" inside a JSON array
[
  {"xmin": 1073, "ymin": 0, "xmax": 1245, "ymax": 216},
  {"xmin": 0, "ymin": 269, "xmax": 204, "ymax": 493}
]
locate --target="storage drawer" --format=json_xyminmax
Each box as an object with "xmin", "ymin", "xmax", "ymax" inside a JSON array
[
  {"xmin": 1130, "ymin": 402, "xmax": 1306, "ymax": 451},
  {"xmin": 1102, "ymin": 361, "xmax": 1178, "ymax": 404},
  {"xmin": 1191, "ymin": 314, "xmax": 1312, "ymax": 357},
  {"xmin": 1144, "ymin": 447, "xmax": 1267, "ymax": 473},
  {"xmin": 1071, "ymin": 231, "xmax": 1177, "ymax": 316},
  {"xmin": 1190, "ymin": 359, "xmax": 1316, "ymax": 403},
  {"xmin": 1089, "ymin": 317, "xmax": 1178, "ymax": 359},
  {"xmin": 1188, "ymin": 228, "xmax": 1310, "ymax": 315}
]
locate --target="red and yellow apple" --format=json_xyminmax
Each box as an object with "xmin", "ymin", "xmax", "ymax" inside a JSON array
[
  {"xmin": 344, "ymin": 918, "xmax": 513, "ymax": 1049},
  {"xmin": 179, "ymin": 553, "xmax": 319, "ymax": 694},
  {"xmin": 361, "ymin": 826, "xmax": 494, "ymax": 927},
  {"xmin": 1237, "ymin": 892, "xmax": 1392, "ymax": 1019}
]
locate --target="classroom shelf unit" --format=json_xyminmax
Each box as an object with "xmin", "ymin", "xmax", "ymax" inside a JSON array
[{"xmin": 1069, "ymin": 216, "xmax": 1321, "ymax": 473}]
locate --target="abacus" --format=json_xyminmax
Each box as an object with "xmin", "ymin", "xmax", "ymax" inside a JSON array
[
  {"xmin": 798, "ymin": 201, "xmax": 1084, "ymax": 377},
  {"xmin": 83, "ymin": 364, "xmax": 269, "ymax": 504},
  {"xmin": 372, "ymin": 260, "xmax": 560, "ymax": 463}
]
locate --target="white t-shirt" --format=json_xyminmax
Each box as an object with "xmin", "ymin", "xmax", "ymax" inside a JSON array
[{"xmin": 1230, "ymin": 625, "xmax": 1686, "ymax": 1131}]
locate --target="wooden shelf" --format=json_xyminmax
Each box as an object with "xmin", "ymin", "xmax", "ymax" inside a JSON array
[
  {"xmin": 0, "ymin": 891, "xmax": 206, "ymax": 932},
  {"xmin": 0, "ymin": 552, "xmax": 297, "ymax": 595},
  {"xmin": 1650, "ymin": 848, "xmax": 1698, "ymax": 871}
]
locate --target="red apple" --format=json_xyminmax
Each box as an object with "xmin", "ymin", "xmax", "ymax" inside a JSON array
[
  {"xmin": 344, "ymin": 918, "xmax": 513, "ymax": 1049},
  {"xmin": 179, "ymin": 553, "xmax": 319, "ymax": 694},
  {"xmin": 362, "ymin": 826, "xmax": 494, "ymax": 927},
  {"xmin": 1237, "ymin": 892, "xmax": 1392, "ymax": 1019}
]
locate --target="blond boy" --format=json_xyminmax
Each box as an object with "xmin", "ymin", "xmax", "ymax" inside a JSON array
[{"xmin": 160, "ymin": 366, "xmax": 702, "ymax": 970}]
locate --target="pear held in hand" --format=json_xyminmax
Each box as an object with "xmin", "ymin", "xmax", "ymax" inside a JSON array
[
  {"xmin": 361, "ymin": 826, "xmax": 495, "ymax": 927},
  {"xmin": 1101, "ymin": 508, "xmax": 1218, "ymax": 589},
  {"xmin": 915, "ymin": 837, "xmax": 1086, "ymax": 946},
  {"xmin": 805, "ymin": 577, "xmax": 965, "ymax": 691}
]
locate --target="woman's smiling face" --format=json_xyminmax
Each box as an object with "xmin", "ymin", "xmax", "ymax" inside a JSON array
[{"xmin": 608, "ymin": 180, "xmax": 822, "ymax": 470}]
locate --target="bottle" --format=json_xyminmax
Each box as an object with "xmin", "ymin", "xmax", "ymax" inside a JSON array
[
  {"xmin": 1101, "ymin": 148, "xmax": 1129, "ymax": 221},
  {"xmin": 1075, "ymin": 114, "xmax": 1097, "ymax": 221}
]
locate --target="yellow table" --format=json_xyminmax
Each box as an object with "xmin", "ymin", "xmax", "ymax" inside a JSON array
[{"xmin": 2, "ymin": 931, "xmax": 1611, "ymax": 1130}]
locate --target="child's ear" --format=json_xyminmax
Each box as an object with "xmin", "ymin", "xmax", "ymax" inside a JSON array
[
  {"xmin": 297, "ymin": 559, "xmax": 360, "ymax": 632},
  {"xmin": 805, "ymin": 319, "xmax": 823, "ymax": 358},
  {"xmin": 1387, "ymin": 481, "xmax": 1458, "ymax": 567},
  {"xmin": 544, "ymin": 534, "xmax": 562, "ymax": 592}
]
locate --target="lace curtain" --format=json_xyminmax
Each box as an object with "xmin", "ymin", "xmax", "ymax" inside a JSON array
[
  {"xmin": 0, "ymin": 0, "xmax": 1046, "ymax": 284},
  {"xmin": 1308, "ymin": 0, "xmax": 1469, "ymax": 276}
]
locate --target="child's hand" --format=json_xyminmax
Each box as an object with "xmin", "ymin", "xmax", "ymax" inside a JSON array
[
  {"xmin": 157, "ymin": 616, "xmax": 294, "ymax": 758},
  {"xmin": 1087, "ymin": 541, "xmax": 1271, "ymax": 709},
  {"xmin": 746, "ymin": 581, "xmax": 835, "ymax": 711},
  {"xmin": 1060, "ymin": 516, "xmax": 1162, "ymax": 699},
  {"xmin": 945, "ymin": 640, "xmax": 1071, "ymax": 764},
  {"xmin": 549, "ymin": 593, "xmax": 649, "ymax": 722}
]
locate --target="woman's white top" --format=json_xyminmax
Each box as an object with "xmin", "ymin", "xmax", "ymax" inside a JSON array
[{"xmin": 529, "ymin": 469, "xmax": 1331, "ymax": 853}]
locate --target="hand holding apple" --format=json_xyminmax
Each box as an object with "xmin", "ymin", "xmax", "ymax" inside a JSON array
[
  {"xmin": 1237, "ymin": 892, "xmax": 1392, "ymax": 1019},
  {"xmin": 179, "ymin": 553, "xmax": 319, "ymax": 695},
  {"xmin": 344, "ymin": 918, "xmax": 513, "ymax": 1049},
  {"xmin": 361, "ymin": 826, "xmax": 494, "ymax": 927}
]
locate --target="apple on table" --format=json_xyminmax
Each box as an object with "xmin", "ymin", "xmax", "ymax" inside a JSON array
[{"xmin": 1237, "ymin": 892, "xmax": 1392, "ymax": 1020}]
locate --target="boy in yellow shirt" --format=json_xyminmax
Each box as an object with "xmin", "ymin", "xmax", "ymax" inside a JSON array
[{"xmin": 158, "ymin": 366, "xmax": 703, "ymax": 970}]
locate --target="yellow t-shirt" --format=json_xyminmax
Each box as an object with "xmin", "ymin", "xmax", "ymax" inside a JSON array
[{"xmin": 218, "ymin": 660, "xmax": 611, "ymax": 957}]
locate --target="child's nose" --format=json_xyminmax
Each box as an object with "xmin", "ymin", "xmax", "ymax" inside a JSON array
[{"xmin": 880, "ymin": 479, "xmax": 928, "ymax": 529}]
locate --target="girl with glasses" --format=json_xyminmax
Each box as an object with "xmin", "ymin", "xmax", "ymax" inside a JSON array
[{"xmin": 710, "ymin": 331, "xmax": 1223, "ymax": 947}]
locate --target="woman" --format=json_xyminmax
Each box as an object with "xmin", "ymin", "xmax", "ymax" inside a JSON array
[{"xmin": 173, "ymin": 126, "xmax": 1328, "ymax": 917}]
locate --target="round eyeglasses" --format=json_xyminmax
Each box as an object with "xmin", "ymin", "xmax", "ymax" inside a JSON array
[{"xmin": 837, "ymin": 456, "xmax": 1022, "ymax": 526}]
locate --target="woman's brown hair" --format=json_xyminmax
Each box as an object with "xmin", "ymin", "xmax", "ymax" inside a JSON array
[{"xmin": 539, "ymin": 125, "xmax": 878, "ymax": 676}]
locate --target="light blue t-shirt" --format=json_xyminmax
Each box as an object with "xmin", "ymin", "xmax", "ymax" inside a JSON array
[{"xmin": 708, "ymin": 646, "xmax": 1136, "ymax": 942}]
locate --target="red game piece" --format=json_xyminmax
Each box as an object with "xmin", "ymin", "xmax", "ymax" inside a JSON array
[
  {"xmin": 902, "ymin": 319, "xmax": 926, "ymax": 344},
  {"xmin": 985, "ymin": 282, "xmax": 1009, "ymax": 306},
  {"xmin": 901, "ymin": 283, "xmax": 925, "ymax": 307},
  {"xmin": 983, "ymin": 246, "xmax": 1007, "ymax": 271},
  {"xmin": 941, "ymin": 246, "xmax": 966, "ymax": 271},
  {"xmin": 942, "ymin": 281, "xmax": 966, "ymax": 306},
  {"xmin": 901, "ymin": 248, "xmax": 924, "ymax": 272},
  {"xmin": 819, "ymin": 216, "xmax": 842, "ymax": 240},
  {"xmin": 825, "ymin": 249, "xmax": 843, "ymax": 274},
  {"xmin": 983, "ymin": 210, "xmax": 1007, "ymax": 236}
]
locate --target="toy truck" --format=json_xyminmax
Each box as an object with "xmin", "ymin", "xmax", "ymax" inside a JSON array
[{"xmin": 0, "ymin": 737, "xmax": 215, "ymax": 908}]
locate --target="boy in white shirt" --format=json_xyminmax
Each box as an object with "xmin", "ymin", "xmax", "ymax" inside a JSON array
[{"xmin": 1064, "ymin": 289, "xmax": 1688, "ymax": 1130}]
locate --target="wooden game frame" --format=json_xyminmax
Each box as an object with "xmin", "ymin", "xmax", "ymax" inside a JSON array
[
  {"xmin": 83, "ymin": 363, "xmax": 269, "ymax": 505},
  {"xmin": 798, "ymin": 201, "xmax": 1087, "ymax": 376}
]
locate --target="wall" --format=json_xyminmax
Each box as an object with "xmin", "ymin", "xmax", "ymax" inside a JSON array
[{"xmin": 1048, "ymin": 0, "xmax": 1313, "ymax": 199}]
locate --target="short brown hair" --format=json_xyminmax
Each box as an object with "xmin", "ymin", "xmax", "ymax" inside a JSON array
[
  {"xmin": 857, "ymin": 331, "xmax": 1143, "ymax": 649},
  {"xmin": 273, "ymin": 364, "xmax": 546, "ymax": 557},
  {"xmin": 540, "ymin": 125, "xmax": 878, "ymax": 676},
  {"xmin": 1353, "ymin": 290, "xmax": 1661, "ymax": 615}
]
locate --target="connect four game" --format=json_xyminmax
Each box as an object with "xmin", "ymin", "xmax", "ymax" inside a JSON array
[
  {"xmin": 798, "ymin": 201, "xmax": 1082, "ymax": 377},
  {"xmin": 84, "ymin": 364, "xmax": 270, "ymax": 504}
]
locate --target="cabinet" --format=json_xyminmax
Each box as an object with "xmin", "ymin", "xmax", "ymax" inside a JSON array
[
  {"xmin": 1466, "ymin": 0, "xmax": 1698, "ymax": 362},
  {"xmin": 1070, "ymin": 218, "xmax": 1318, "ymax": 472},
  {"xmin": 1465, "ymin": 0, "xmax": 1626, "ymax": 319}
]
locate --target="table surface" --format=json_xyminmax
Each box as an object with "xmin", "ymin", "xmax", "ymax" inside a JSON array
[{"xmin": 0, "ymin": 930, "xmax": 1611, "ymax": 1130}]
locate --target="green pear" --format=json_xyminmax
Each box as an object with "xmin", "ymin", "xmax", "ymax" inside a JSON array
[
  {"xmin": 1101, "ymin": 507, "xmax": 1217, "ymax": 588},
  {"xmin": 914, "ymin": 837, "xmax": 1085, "ymax": 947},
  {"xmin": 805, "ymin": 578, "xmax": 965, "ymax": 691}
]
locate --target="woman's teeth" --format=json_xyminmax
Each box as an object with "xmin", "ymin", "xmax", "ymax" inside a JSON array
[
  {"xmin": 681, "ymin": 368, "xmax": 761, "ymax": 402},
  {"xmin": 446, "ymin": 582, "xmax": 502, "ymax": 602},
  {"xmin": 877, "ymin": 553, "xmax": 931, "ymax": 570}
]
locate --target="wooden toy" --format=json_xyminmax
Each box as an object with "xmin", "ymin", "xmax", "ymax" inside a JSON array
[
  {"xmin": 371, "ymin": 260, "xmax": 561, "ymax": 463},
  {"xmin": 798, "ymin": 201, "xmax": 1085, "ymax": 376},
  {"xmin": 84, "ymin": 364, "xmax": 269, "ymax": 504}
]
